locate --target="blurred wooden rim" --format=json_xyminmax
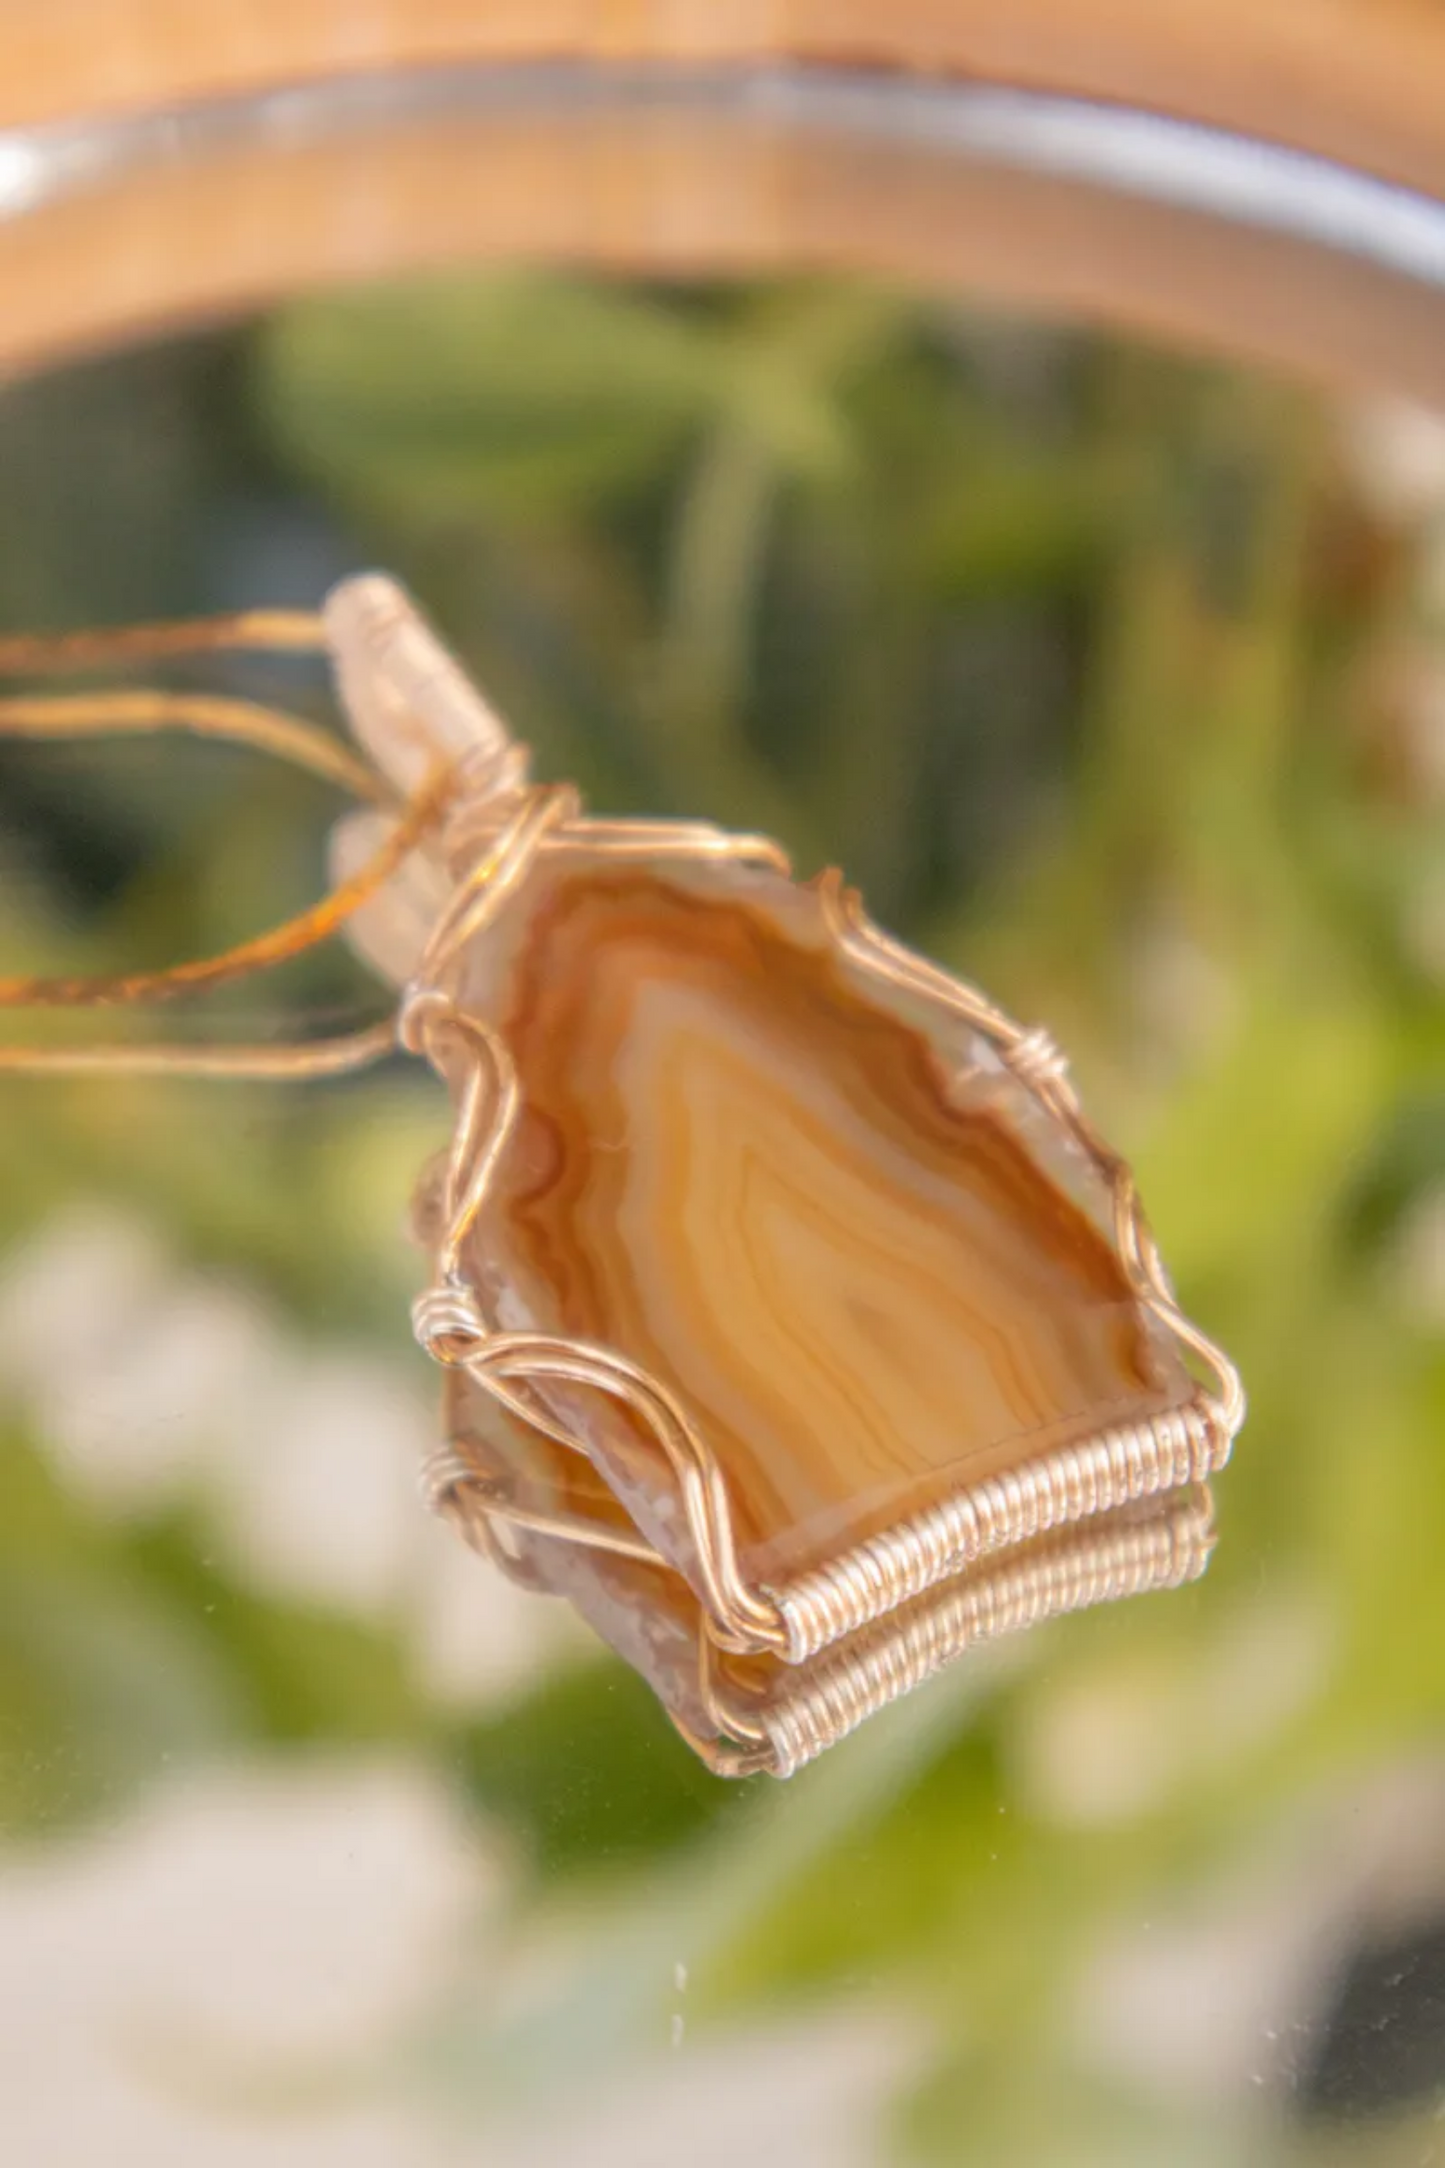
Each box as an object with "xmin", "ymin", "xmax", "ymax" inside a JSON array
[
  {"xmin": 9, "ymin": 2, "xmax": 1445, "ymax": 190},
  {"xmin": 0, "ymin": 6, "xmax": 1442, "ymax": 403}
]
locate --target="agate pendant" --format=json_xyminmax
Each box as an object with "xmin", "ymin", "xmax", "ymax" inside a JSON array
[{"xmin": 327, "ymin": 577, "xmax": 1245, "ymax": 1685}]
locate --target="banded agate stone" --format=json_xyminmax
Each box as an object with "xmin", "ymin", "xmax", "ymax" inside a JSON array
[{"xmin": 444, "ymin": 850, "xmax": 1194, "ymax": 1598}]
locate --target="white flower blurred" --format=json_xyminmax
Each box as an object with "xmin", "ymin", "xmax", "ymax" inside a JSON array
[
  {"xmin": 1127, "ymin": 911, "xmax": 1236, "ymax": 1083},
  {"xmin": 491, "ymin": 2006, "xmax": 912, "ymax": 2168},
  {"xmin": 407, "ymin": 1516, "xmax": 590, "ymax": 1712},
  {"xmin": 211, "ymin": 1349, "xmax": 429, "ymax": 1614},
  {"xmin": 0, "ymin": 1755, "xmax": 498, "ymax": 2168},
  {"xmin": 1076, "ymin": 1756, "xmax": 1445, "ymax": 2103},
  {"xmin": 1403, "ymin": 852, "xmax": 1445, "ymax": 987},
  {"xmin": 0, "ymin": 1203, "xmax": 575, "ymax": 1712},
  {"xmin": 1402, "ymin": 645, "xmax": 1445, "ymax": 796},
  {"xmin": 1420, "ymin": 523, "xmax": 1445, "ymax": 625},
  {"xmin": 0, "ymin": 1206, "xmax": 212, "ymax": 1510},
  {"xmin": 1389, "ymin": 1184, "xmax": 1445, "ymax": 1329},
  {"xmin": 1010, "ymin": 1589, "xmax": 1332, "ymax": 1828},
  {"xmin": 0, "ymin": 1747, "xmax": 913, "ymax": 2168},
  {"xmin": 1344, "ymin": 400, "xmax": 1445, "ymax": 527}
]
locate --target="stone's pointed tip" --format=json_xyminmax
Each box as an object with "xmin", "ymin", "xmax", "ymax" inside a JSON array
[
  {"xmin": 320, "ymin": 573, "xmax": 519, "ymax": 799},
  {"xmin": 322, "ymin": 571, "xmax": 415, "ymax": 641}
]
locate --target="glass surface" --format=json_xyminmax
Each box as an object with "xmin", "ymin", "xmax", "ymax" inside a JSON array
[{"xmin": 0, "ymin": 73, "xmax": 1441, "ymax": 2168}]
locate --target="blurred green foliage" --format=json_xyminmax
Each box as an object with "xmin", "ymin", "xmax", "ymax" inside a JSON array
[{"xmin": 0, "ymin": 269, "xmax": 1440, "ymax": 2160}]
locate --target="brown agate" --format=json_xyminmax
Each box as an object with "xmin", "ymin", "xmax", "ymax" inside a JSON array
[{"xmin": 445, "ymin": 853, "xmax": 1194, "ymax": 1596}]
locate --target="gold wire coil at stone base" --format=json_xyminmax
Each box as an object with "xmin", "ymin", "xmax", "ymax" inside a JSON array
[
  {"xmin": 734, "ymin": 1487, "xmax": 1217, "ymax": 1779},
  {"xmin": 426, "ymin": 1378, "xmax": 1217, "ymax": 1778}
]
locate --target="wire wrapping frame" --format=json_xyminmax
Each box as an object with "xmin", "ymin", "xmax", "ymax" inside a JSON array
[{"xmin": 406, "ymin": 784, "xmax": 1245, "ymax": 1665}]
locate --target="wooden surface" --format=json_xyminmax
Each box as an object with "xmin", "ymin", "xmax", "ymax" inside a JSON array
[
  {"xmin": 2, "ymin": 100, "xmax": 1444, "ymax": 410},
  {"xmin": 3, "ymin": 0, "xmax": 1445, "ymax": 195},
  {"xmin": 0, "ymin": 7, "xmax": 1441, "ymax": 403}
]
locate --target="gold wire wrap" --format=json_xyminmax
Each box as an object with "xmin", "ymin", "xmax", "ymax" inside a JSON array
[
  {"xmin": 0, "ymin": 604, "xmax": 437, "ymax": 1076},
  {"xmin": 404, "ymin": 783, "xmax": 1245, "ymax": 1667},
  {"xmin": 0, "ymin": 1017, "xmax": 400, "ymax": 1080},
  {"xmin": 0, "ymin": 608, "xmax": 327, "ymax": 675},
  {"xmin": 720, "ymin": 1486, "xmax": 1217, "ymax": 1779},
  {"xmin": 0, "ymin": 775, "xmax": 448, "ymax": 1013},
  {"xmin": 0, "ymin": 688, "xmax": 386, "ymax": 804}
]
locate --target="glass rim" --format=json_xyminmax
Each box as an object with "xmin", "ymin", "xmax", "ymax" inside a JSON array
[{"xmin": 1, "ymin": 61, "xmax": 1442, "ymax": 292}]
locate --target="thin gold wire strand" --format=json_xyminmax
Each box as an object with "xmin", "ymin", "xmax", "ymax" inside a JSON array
[
  {"xmin": 0, "ymin": 603, "xmax": 425, "ymax": 1073},
  {"xmin": 415, "ymin": 783, "xmax": 580, "ymax": 986},
  {"xmin": 415, "ymin": 1012, "xmax": 520, "ymax": 1285},
  {"xmin": 0, "ymin": 689, "xmax": 388, "ymax": 804},
  {"xmin": 0, "ymin": 608, "xmax": 327, "ymax": 675},
  {"xmin": 0, "ymin": 1019, "xmax": 399, "ymax": 1080},
  {"xmin": 0, "ymin": 777, "xmax": 448, "ymax": 1012},
  {"xmin": 437, "ymin": 1475, "xmax": 666, "ymax": 1570},
  {"xmin": 0, "ymin": 620, "xmax": 465, "ymax": 1073}
]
